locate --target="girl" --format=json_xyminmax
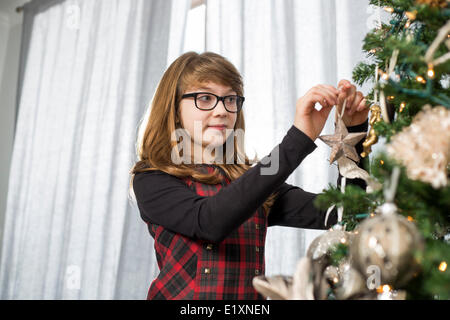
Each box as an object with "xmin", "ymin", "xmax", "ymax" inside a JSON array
[{"xmin": 130, "ymin": 51, "xmax": 369, "ymax": 300}]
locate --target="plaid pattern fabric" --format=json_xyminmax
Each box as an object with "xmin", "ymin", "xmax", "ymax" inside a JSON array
[{"xmin": 147, "ymin": 166, "xmax": 267, "ymax": 300}]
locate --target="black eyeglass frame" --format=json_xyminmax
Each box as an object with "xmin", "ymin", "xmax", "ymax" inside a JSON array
[{"xmin": 181, "ymin": 92, "xmax": 245, "ymax": 113}]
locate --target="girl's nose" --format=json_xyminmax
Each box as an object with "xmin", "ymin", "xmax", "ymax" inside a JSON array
[{"xmin": 212, "ymin": 99, "xmax": 228, "ymax": 116}]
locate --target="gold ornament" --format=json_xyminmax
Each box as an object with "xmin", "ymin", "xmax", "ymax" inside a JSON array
[{"xmin": 361, "ymin": 104, "xmax": 382, "ymax": 158}]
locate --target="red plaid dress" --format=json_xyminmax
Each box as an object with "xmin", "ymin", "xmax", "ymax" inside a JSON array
[{"xmin": 147, "ymin": 166, "xmax": 267, "ymax": 300}]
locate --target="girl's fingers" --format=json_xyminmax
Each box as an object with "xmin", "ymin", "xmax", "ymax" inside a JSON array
[
  {"xmin": 315, "ymin": 85, "xmax": 339, "ymax": 106},
  {"xmin": 337, "ymin": 83, "xmax": 364, "ymax": 114},
  {"xmin": 304, "ymin": 83, "xmax": 365, "ymax": 117},
  {"xmin": 336, "ymin": 89, "xmax": 348, "ymax": 113},
  {"xmin": 337, "ymin": 84, "xmax": 350, "ymax": 105},
  {"xmin": 347, "ymin": 91, "xmax": 364, "ymax": 116},
  {"xmin": 321, "ymin": 92, "xmax": 337, "ymax": 108},
  {"xmin": 318, "ymin": 100, "xmax": 334, "ymax": 119},
  {"xmin": 345, "ymin": 86, "xmax": 357, "ymax": 111},
  {"xmin": 311, "ymin": 92, "xmax": 335, "ymax": 109},
  {"xmin": 349, "ymin": 91, "xmax": 364, "ymax": 115},
  {"xmin": 338, "ymin": 79, "xmax": 352, "ymax": 90},
  {"xmin": 319, "ymin": 84, "xmax": 340, "ymax": 96},
  {"xmin": 357, "ymin": 98, "xmax": 368, "ymax": 111},
  {"xmin": 300, "ymin": 92, "xmax": 324, "ymax": 112}
]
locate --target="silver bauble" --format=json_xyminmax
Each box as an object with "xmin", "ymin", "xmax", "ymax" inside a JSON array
[
  {"xmin": 350, "ymin": 212, "xmax": 424, "ymax": 287},
  {"xmin": 307, "ymin": 229, "xmax": 353, "ymax": 260},
  {"xmin": 334, "ymin": 262, "xmax": 371, "ymax": 300}
]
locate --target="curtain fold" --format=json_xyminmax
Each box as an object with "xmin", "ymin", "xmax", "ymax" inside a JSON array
[
  {"xmin": 0, "ymin": 0, "xmax": 190, "ymax": 300},
  {"xmin": 205, "ymin": 0, "xmax": 371, "ymax": 277}
]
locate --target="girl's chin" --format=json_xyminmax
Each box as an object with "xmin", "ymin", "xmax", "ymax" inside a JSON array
[
  {"xmin": 202, "ymin": 139, "xmax": 226, "ymax": 149},
  {"xmin": 202, "ymin": 132, "xmax": 226, "ymax": 146}
]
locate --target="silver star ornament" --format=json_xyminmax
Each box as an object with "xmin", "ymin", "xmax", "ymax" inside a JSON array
[{"xmin": 319, "ymin": 117, "xmax": 367, "ymax": 164}]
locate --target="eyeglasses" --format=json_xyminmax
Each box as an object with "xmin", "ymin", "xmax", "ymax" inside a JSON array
[{"xmin": 181, "ymin": 92, "xmax": 245, "ymax": 113}]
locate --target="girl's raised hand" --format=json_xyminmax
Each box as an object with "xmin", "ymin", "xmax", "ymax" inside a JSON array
[
  {"xmin": 336, "ymin": 79, "xmax": 369, "ymax": 127},
  {"xmin": 294, "ymin": 84, "xmax": 339, "ymax": 141}
]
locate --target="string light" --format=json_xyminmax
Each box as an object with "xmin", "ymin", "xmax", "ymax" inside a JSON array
[
  {"xmin": 405, "ymin": 10, "xmax": 417, "ymax": 20},
  {"xmin": 416, "ymin": 75, "xmax": 426, "ymax": 84},
  {"xmin": 380, "ymin": 160, "xmax": 384, "ymax": 165},
  {"xmin": 340, "ymin": 237, "xmax": 347, "ymax": 244},
  {"xmin": 370, "ymin": 48, "xmax": 377, "ymax": 54},
  {"xmin": 399, "ymin": 102, "xmax": 406, "ymax": 112},
  {"xmin": 384, "ymin": 7, "xmax": 394, "ymax": 13},
  {"xmin": 381, "ymin": 72, "xmax": 389, "ymax": 81},
  {"xmin": 405, "ymin": 20, "xmax": 411, "ymax": 28},
  {"xmin": 427, "ymin": 64, "xmax": 435, "ymax": 79},
  {"xmin": 438, "ymin": 261, "xmax": 447, "ymax": 272},
  {"xmin": 407, "ymin": 216, "xmax": 414, "ymax": 222},
  {"xmin": 387, "ymin": 95, "xmax": 395, "ymax": 100},
  {"xmin": 376, "ymin": 284, "xmax": 392, "ymax": 293},
  {"xmin": 383, "ymin": 285, "xmax": 392, "ymax": 292}
]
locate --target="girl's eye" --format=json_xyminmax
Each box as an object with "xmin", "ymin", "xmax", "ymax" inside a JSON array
[
  {"xmin": 226, "ymin": 96, "xmax": 236, "ymax": 103},
  {"xmin": 198, "ymin": 95, "xmax": 212, "ymax": 101}
]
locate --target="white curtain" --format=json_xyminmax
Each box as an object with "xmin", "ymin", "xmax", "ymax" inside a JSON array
[
  {"xmin": 0, "ymin": 0, "xmax": 190, "ymax": 299},
  {"xmin": 205, "ymin": 0, "xmax": 372, "ymax": 276}
]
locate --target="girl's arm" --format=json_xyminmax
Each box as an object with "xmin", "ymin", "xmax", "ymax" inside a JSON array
[
  {"xmin": 133, "ymin": 124, "xmax": 317, "ymax": 243},
  {"xmin": 268, "ymin": 120, "xmax": 369, "ymax": 229},
  {"xmin": 134, "ymin": 81, "xmax": 366, "ymax": 242}
]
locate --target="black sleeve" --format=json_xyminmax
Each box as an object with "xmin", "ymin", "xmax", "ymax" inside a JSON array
[
  {"xmin": 268, "ymin": 120, "xmax": 369, "ymax": 230},
  {"xmin": 267, "ymin": 183, "xmax": 328, "ymax": 229},
  {"xmin": 133, "ymin": 125, "xmax": 317, "ymax": 243}
]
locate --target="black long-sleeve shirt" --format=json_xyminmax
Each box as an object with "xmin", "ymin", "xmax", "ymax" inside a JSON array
[{"xmin": 133, "ymin": 121, "xmax": 368, "ymax": 243}]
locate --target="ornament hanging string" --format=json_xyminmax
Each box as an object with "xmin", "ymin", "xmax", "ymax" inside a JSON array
[
  {"xmin": 337, "ymin": 176, "xmax": 346, "ymax": 225},
  {"xmin": 324, "ymin": 99, "xmax": 348, "ymax": 228},
  {"xmin": 379, "ymin": 49, "xmax": 399, "ymax": 123},
  {"xmin": 336, "ymin": 99, "xmax": 347, "ymax": 225},
  {"xmin": 377, "ymin": 166, "xmax": 401, "ymax": 217},
  {"xmin": 384, "ymin": 166, "xmax": 401, "ymax": 204}
]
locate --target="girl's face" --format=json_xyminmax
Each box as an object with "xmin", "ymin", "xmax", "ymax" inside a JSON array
[{"xmin": 178, "ymin": 81, "xmax": 238, "ymax": 158}]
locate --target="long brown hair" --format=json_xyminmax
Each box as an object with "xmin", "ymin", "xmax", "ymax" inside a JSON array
[{"xmin": 130, "ymin": 51, "xmax": 278, "ymax": 215}]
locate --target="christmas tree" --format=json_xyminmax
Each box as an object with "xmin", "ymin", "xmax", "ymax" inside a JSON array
[{"xmin": 253, "ymin": 0, "xmax": 450, "ymax": 300}]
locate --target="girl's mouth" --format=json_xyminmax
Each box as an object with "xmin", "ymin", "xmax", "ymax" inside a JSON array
[{"xmin": 208, "ymin": 125, "xmax": 227, "ymax": 131}]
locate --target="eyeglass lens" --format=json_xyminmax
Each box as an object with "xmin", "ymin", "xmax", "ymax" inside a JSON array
[{"xmin": 196, "ymin": 93, "xmax": 242, "ymax": 112}]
